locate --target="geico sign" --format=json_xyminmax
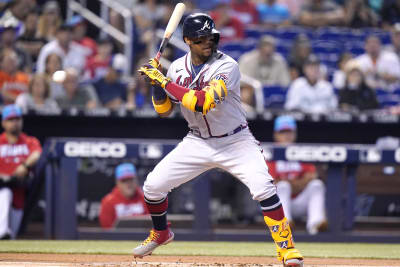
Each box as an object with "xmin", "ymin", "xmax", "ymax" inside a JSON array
[
  {"xmin": 64, "ymin": 142, "xmax": 127, "ymax": 158},
  {"xmin": 285, "ymin": 146, "xmax": 347, "ymax": 162}
]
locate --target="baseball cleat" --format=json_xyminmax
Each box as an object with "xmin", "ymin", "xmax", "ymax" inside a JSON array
[
  {"xmin": 133, "ymin": 228, "xmax": 174, "ymax": 258},
  {"xmin": 282, "ymin": 248, "xmax": 303, "ymax": 267}
]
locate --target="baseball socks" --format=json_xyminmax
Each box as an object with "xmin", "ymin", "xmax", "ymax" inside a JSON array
[
  {"xmin": 133, "ymin": 196, "xmax": 174, "ymax": 258},
  {"xmin": 260, "ymin": 195, "xmax": 304, "ymax": 267}
]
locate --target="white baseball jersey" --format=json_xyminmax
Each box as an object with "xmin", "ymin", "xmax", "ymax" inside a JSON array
[{"xmin": 166, "ymin": 51, "xmax": 247, "ymax": 138}]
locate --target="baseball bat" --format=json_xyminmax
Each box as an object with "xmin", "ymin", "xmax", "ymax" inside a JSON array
[{"xmin": 155, "ymin": 2, "xmax": 186, "ymax": 61}]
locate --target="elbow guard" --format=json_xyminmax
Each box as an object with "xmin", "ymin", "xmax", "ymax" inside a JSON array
[{"xmin": 152, "ymin": 96, "xmax": 172, "ymax": 114}]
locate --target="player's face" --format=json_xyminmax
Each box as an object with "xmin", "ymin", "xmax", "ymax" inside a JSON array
[
  {"xmin": 274, "ymin": 130, "xmax": 296, "ymax": 144},
  {"xmin": 187, "ymin": 35, "xmax": 215, "ymax": 59},
  {"xmin": 117, "ymin": 177, "xmax": 137, "ymax": 198},
  {"xmin": 2, "ymin": 117, "xmax": 23, "ymax": 136}
]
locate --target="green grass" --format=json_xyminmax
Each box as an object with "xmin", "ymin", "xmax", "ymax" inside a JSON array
[{"xmin": 0, "ymin": 241, "xmax": 399, "ymax": 259}]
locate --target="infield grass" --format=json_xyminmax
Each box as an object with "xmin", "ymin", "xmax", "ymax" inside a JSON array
[{"xmin": 0, "ymin": 241, "xmax": 399, "ymax": 259}]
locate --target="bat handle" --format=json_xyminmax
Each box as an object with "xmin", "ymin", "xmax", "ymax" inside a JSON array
[{"xmin": 155, "ymin": 37, "xmax": 169, "ymax": 62}]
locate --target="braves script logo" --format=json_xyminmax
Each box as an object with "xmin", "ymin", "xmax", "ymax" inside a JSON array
[
  {"xmin": 201, "ymin": 21, "xmax": 211, "ymax": 30},
  {"xmin": 176, "ymin": 75, "xmax": 209, "ymax": 90}
]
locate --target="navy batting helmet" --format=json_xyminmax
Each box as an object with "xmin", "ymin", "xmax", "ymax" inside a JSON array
[{"xmin": 182, "ymin": 13, "xmax": 220, "ymax": 44}]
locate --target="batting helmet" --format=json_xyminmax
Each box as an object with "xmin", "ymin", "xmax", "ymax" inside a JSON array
[{"xmin": 182, "ymin": 13, "xmax": 220, "ymax": 45}]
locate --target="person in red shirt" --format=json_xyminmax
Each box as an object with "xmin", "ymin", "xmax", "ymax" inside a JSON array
[
  {"xmin": 99, "ymin": 163, "xmax": 149, "ymax": 229},
  {"xmin": 268, "ymin": 115, "xmax": 327, "ymax": 235},
  {"xmin": 0, "ymin": 105, "xmax": 42, "ymax": 239}
]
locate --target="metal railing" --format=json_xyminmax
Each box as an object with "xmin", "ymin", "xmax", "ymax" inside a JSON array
[{"xmin": 67, "ymin": 0, "xmax": 133, "ymax": 75}]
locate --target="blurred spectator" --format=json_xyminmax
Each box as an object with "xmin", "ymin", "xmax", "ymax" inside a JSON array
[
  {"xmin": 385, "ymin": 23, "xmax": 400, "ymax": 59},
  {"xmin": 256, "ymin": 0, "xmax": 291, "ymax": 26},
  {"xmin": 15, "ymin": 74, "xmax": 59, "ymax": 113},
  {"xmin": 36, "ymin": 24, "xmax": 88, "ymax": 75},
  {"xmin": 131, "ymin": 60, "xmax": 152, "ymax": 110},
  {"xmin": 0, "ymin": 0, "xmax": 36, "ymax": 36},
  {"xmin": 99, "ymin": 163, "xmax": 148, "ymax": 229},
  {"xmin": 37, "ymin": 1, "xmax": 62, "ymax": 41},
  {"xmin": 16, "ymin": 10, "xmax": 46, "ymax": 63},
  {"xmin": 239, "ymin": 35, "xmax": 290, "ymax": 87},
  {"xmin": 92, "ymin": 54, "xmax": 134, "ymax": 110},
  {"xmin": 44, "ymin": 53, "xmax": 64, "ymax": 99},
  {"xmin": 332, "ymin": 52, "xmax": 353, "ymax": 90},
  {"xmin": 67, "ymin": 15, "xmax": 97, "ymax": 58},
  {"xmin": 277, "ymin": 0, "xmax": 306, "ymax": 17},
  {"xmin": 343, "ymin": 0, "xmax": 378, "ymax": 28},
  {"xmin": 240, "ymin": 83, "xmax": 256, "ymax": 118},
  {"xmin": 0, "ymin": 48, "xmax": 29, "ymax": 104},
  {"xmin": 285, "ymin": 54, "xmax": 337, "ymax": 113},
  {"xmin": 0, "ymin": 105, "xmax": 42, "ymax": 239},
  {"xmin": 210, "ymin": 0, "xmax": 245, "ymax": 43},
  {"xmin": 381, "ymin": 0, "xmax": 400, "ymax": 29},
  {"xmin": 231, "ymin": 0, "xmax": 259, "ymax": 25},
  {"xmin": 55, "ymin": 68, "xmax": 98, "ymax": 110},
  {"xmin": 298, "ymin": 0, "xmax": 345, "ymax": 27},
  {"xmin": 338, "ymin": 60, "xmax": 378, "ymax": 112},
  {"xmin": 0, "ymin": 25, "xmax": 32, "ymax": 73},
  {"xmin": 288, "ymin": 34, "xmax": 312, "ymax": 80},
  {"xmin": 270, "ymin": 115, "xmax": 327, "ymax": 235},
  {"xmin": 84, "ymin": 37, "xmax": 113, "ymax": 81},
  {"xmin": 355, "ymin": 35, "xmax": 400, "ymax": 91}
]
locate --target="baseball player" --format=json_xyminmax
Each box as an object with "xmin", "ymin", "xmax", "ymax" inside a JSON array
[{"xmin": 135, "ymin": 13, "xmax": 303, "ymax": 267}]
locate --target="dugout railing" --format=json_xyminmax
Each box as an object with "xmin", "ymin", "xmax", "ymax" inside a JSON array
[{"xmin": 42, "ymin": 137, "xmax": 400, "ymax": 243}]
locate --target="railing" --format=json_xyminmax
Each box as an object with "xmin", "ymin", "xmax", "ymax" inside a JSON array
[{"xmin": 67, "ymin": 0, "xmax": 133, "ymax": 75}]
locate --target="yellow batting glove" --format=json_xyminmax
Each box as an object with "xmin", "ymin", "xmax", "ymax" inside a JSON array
[
  {"xmin": 138, "ymin": 65, "xmax": 170, "ymax": 88},
  {"xmin": 203, "ymin": 79, "xmax": 228, "ymax": 104},
  {"xmin": 148, "ymin": 58, "xmax": 162, "ymax": 70}
]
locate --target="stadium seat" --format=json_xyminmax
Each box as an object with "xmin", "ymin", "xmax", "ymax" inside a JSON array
[{"xmin": 263, "ymin": 86, "xmax": 287, "ymax": 108}]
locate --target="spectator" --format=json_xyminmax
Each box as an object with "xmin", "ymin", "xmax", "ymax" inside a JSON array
[
  {"xmin": 0, "ymin": 0, "xmax": 36, "ymax": 36},
  {"xmin": 92, "ymin": 54, "xmax": 134, "ymax": 110},
  {"xmin": 257, "ymin": 0, "xmax": 291, "ymax": 26},
  {"xmin": 239, "ymin": 35, "xmax": 290, "ymax": 87},
  {"xmin": 385, "ymin": 23, "xmax": 400, "ymax": 59},
  {"xmin": 231, "ymin": 0, "xmax": 259, "ymax": 25},
  {"xmin": 381, "ymin": 0, "xmax": 400, "ymax": 29},
  {"xmin": 84, "ymin": 37, "xmax": 113, "ymax": 80},
  {"xmin": 37, "ymin": 1, "xmax": 62, "ymax": 41},
  {"xmin": 0, "ymin": 25, "xmax": 32, "ymax": 73},
  {"xmin": 288, "ymin": 34, "xmax": 312, "ymax": 80},
  {"xmin": 0, "ymin": 105, "xmax": 42, "ymax": 239},
  {"xmin": 130, "ymin": 59, "xmax": 152, "ymax": 110},
  {"xmin": 99, "ymin": 163, "xmax": 148, "ymax": 229},
  {"xmin": 0, "ymin": 48, "xmax": 29, "ymax": 104},
  {"xmin": 16, "ymin": 10, "xmax": 46, "ymax": 63},
  {"xmin": 36, "ymin": 24, "xmax": 89, "ymax": 75},
  {"xmin": 210, "ymin": 0, "xmax": 245, "ymax": 43},
  {"xmin": 269, "ymin": 115, "xmax": 327, "ymax": 235},
  {"xmin": 55, "ymin": 68, "xmax": 98, "ymax": 110},
  {"xmin": 277, "ymin": 0, "xmax": 306, "ymax": 17},
  {"xmin": 285, "ymin": 54, "xmax": 337, "ymax": 113},
  {"xmin": 343, "ymin": 0, "xmax": 378, "ymax": 28},
  {"xmin": 44, "ymin": 53, "xmax": 64, "ymax": 99},
  {"xmin": 298, "ymin": 0, "xmax": 345, "ymax": 27},
  {"xmin": 15, "ymin": 74, "xmax": 59, "ymax": 113},
  {"xmin": 355, "ymin": 35, "xmax": 400, "ymax": 91},
  {"xmin": 67, "ymin": 15, "xmax": 97, "ymax": 58},
  {"xmin": 240, "ymin": 83, "xmax": 256, "ymax": 119},
  {"xmin": 338, "ymin": 60, "xmax": 379, "ymax": 112},
  {"xmin": 332, "ymin": 52, "xmax": 353, "ymax": 90}
]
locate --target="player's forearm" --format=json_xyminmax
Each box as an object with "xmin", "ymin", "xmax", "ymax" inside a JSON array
[
  {"xmin": 164, "ymin": 82, "xmax": 206, "ymax": 107},
  {"xmin": 24, "ymin": 151, "xmax": 41, "ymax": 168}
]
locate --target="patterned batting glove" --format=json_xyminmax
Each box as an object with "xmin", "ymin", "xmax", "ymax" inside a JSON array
[{"xmin": 138, "ymin": 65, "xmax": 170, "ymax": 89}]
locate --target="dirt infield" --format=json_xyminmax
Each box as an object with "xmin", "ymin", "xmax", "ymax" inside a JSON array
[{"xmin": 1, "ymin": 253, "xmax": 400, "ymax": 267}]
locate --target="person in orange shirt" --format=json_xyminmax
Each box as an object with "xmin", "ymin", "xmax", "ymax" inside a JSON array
[
  {"xmin": 0, "ymin": 49, "xmax": 29, "ymax": 104},
  {"xmin": 99, "ymin": 163, "xmax": 149, "ymax": 229},
  {"xmin": 0, "ymin": 105, "xmax": 42, "ymax": 239}
]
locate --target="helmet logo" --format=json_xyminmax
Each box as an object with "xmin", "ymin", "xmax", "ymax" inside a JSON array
[{"xmin": 201, "ymin": 21, "xmax": 211, "ymax": 31}]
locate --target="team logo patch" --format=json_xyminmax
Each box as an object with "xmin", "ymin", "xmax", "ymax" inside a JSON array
[
  {"xmin": 214, "ymin": 73, "xmax": 228, "ymax": 83},
  {"xmin": 271, "ymin": 225, "xmax": 279, "ymax": 233},
  {"xmin": 277, "ymin": 241, "xmax": 288, "ymax": 249}
]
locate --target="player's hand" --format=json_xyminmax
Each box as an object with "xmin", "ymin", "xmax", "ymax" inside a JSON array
[
  {"xmin": 201, "ymin": 79, "xmax": 227, "ymax": 115},
  {"xmin": 138, "ymin": 65, "xmax": 170, "ymax": 89},
  {"xmin": 13, "ymin": 164, "xmax": 28, "ymax": 179},
  {"xmin": 148, "ymin": 58, "xmax": 162, "ymax": 70}
]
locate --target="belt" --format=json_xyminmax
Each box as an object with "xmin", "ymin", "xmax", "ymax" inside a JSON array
[{"xmin": 190, "ymin": 124, "xmax": 248, "ymax": 139}]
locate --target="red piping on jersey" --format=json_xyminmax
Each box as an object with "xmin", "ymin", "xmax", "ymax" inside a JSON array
[
  {"xmin": 185, "ymin": 54, "xmax": 192, "ymax": 80},
  {"xmin": 203, "ymin": 116, "xmax": 213, "ymax": 137}
]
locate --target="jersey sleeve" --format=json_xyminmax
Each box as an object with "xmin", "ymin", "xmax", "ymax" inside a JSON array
[
  {"xmin": 28, "ymin": 137, "xmax": 42, "ymax": 154},
  {"xmin": 99, "ymin": 195, "xmax": 116, "ymax": 229},
  {"xmin": 302, "ymin": 163, "xmax": 317, "ymax": 174},
  {"xmin": 212, "ymin": 61, "xmax": 241, "ymax": 92}
]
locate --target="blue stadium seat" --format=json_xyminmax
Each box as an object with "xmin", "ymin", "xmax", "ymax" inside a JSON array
[{"xmin": 263, "ymin": 86, "xmax": 287, "ymax": 108}]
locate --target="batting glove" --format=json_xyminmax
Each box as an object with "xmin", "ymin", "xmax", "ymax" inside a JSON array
[{"xmin": 138, "ymin": 65, "xmax": 170, "ymax": 89}]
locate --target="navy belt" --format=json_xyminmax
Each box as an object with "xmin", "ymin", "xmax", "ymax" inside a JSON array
[{"xmin": 190, "ymin": 124, "xmax": 248, "ymax": 139}]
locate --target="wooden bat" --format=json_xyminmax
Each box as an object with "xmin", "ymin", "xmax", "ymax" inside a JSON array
[{"xmin": 155, "ymin": 2, "xmax": 186, "ymax": 61}]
